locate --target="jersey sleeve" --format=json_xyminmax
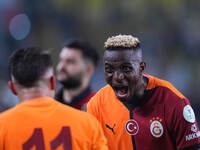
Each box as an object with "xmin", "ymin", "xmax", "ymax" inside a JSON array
[
  {"xmin": 90, "ymin": 116, "xmax": 108, "ymax": 150},
  {"xmin": 87, "ymin": 95, "xmax": 100, "ymax": 120},
  {"xmin": 0, "ymin": 124, "xmax": 3, "ymax": 149},
  {"xmin": 169, "ymin": 98, "xmax": 200, "ymax": 149},
  {"xmin": 0, "ymin": 116, "xmax": 6, "ymax": 150},
  {"xmin": 86, "ymin": 94, "xmax": 108, "ymax": 150}
]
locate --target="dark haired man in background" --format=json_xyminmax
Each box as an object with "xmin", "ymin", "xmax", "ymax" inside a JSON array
[{"xmin": 56, "ymin": 40, "xmax": 99, "ymax": 110}]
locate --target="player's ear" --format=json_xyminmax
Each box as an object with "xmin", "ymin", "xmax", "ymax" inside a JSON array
[
  {"xmin": 50, "ymin": 76, "xmax": 55, "ymax": 90},
  {"xmin": 8, "ymin": 81, "xmax": 17, "ymax": 95},
  {"xmin": 140, "ymin": 61, "xmax": 146, "ymax": 72}
]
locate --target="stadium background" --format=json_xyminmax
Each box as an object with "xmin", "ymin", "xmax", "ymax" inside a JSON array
[{"xmin": 0, "ymin": 0, "xmax": 200, "ymax": 124}]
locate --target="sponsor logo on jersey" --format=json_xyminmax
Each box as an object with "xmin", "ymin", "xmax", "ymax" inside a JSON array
[
  {"xmin": 186, "ymin": 124, "xmax": 200, "ymax": 141},
  {"xmin": 125, "ymin": 119, "xmax": 139, "ymax": 135},
  {"xmin": 105, "ymin": 123, "xmax": 116, "ymax": 135},
  {"xmin": 150, "ymin": 117, "xmax": 163, "ymax": 138},
  {"xmin": 183, "ymin": 105, "xmax": 195, "ymax": 123},
  {"xmin": 191, "ymin": 124, "xmax": 197, "ymax": 133}
]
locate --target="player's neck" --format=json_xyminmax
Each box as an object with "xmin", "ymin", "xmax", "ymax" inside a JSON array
[
  {"xmin": 143, "ymin": 76, "xmax": 148, "ymax": 90},
  {"xmin": 17, "ymin": 87, "xmax": 52, "ymax": 103},
  {"xmin": 134, "ymin": 76, "xmax": 148, "ymax": 100}
]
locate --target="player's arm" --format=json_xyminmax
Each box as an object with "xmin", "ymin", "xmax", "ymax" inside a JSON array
[
  {"xmin": 0, "ymin": 117, "xmax": 5, "ymax": 150},
  {"xmin": 0, "ymin": 127, "xmax": 3, "ymax": 150},
  {"xmin": 87, "ymin": 93, "xmax": 108, "ymax": 149},
  {"xmin": 89, "ymin": 115, "xmax": 108, "ymax": 150},
  {"xmin": 87, "ymin": 96, "xmax": 99, "ymax": 119},
  {"xmin": 169, "ymin": 98, "xmax": 200, "ymax": 150}
]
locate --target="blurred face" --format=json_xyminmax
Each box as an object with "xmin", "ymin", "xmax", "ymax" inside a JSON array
[
  {"xmin": 104, "ymin": 49, "xmax": 144, "ymax": 103},
  {"xmin": 56, "ymin": 48, "xmax": 86, "ymax": 89}
]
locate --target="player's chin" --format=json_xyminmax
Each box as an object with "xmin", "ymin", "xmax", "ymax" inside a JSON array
[
  {"xmin": 115, "ymin": 91, "xmax": 130, "ymax": 103},
  {"xmin": 115, "ymin": 92, "xmax": 132, "ymax": 103}
]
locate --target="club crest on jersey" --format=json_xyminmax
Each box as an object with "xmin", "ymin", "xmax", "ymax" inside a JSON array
[
  {"xmin": 150, "ymin": 117, "xmax": 163, "ymax": 138},
  {"xmin": 125, "ymin": 119, "xmax": 139, "ymax": 135},
  {"xmin": 183, "ymin": 105, "xmax": 195, "ymax": 123}
]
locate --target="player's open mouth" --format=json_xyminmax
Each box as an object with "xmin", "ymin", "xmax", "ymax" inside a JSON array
[{"xmin": 113, "ymin": 86, "xmax": 128, "ymax": 99}]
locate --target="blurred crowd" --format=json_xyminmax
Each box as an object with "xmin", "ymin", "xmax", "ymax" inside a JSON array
[{"xmin": 0, "ymin": 0, "xmax": 200, "ymax": 122}]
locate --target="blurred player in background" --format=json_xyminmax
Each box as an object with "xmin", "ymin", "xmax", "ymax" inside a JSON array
[
  {"xmin": 56, "ymin": 40, "xmax": 99, "ymax": 111},
  {"xmin": 0, "ymin": 47, "xmax": 108, "ymax": 150},
  {"xmin": 87, "ymin": 35, "xmax": 200, "ymax": 150}
]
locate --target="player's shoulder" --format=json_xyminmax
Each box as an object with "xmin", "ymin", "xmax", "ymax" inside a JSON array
[
  {"xmin": 0, "ymin": 106, "xmax": 18, "ymax": 122},
  {"xmin": 68, "ymin": 105, "xmax": 101, "ymax": 128},
  {"xmin": 93, "ymin": 84, "xmax": 114, "ymax": 98},
  {"xmin": 146, "ymin": 73, "xmax": 185, "ymax": 99},
  {"xmin": 57, "ymin": 101, "xmax": 99, "ymax": 121},
  {"xmin": 88, "ymin": 84, "xmax": 115, "ymax": 105}
]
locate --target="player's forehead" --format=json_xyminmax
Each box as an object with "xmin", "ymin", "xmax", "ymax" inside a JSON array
[{"xmin": 104, "ymin": 50, "xmax": 139, "ymax": 63}]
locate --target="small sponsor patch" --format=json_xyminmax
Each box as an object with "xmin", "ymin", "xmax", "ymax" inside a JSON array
[
  {"xmin": 150, "ymin": 117, "xmax": 163, "ymax": 138},
  {"xmin": 183, "ymin": 105, "xmax": 195, "ymax": 123},
  {"xmin": 125, "ymin": 119, "xmax": 139, "ymax": 135},
  {"xmin": 191, "ymin": 124, "xmax": 197, "ymax": 133},
  {"xmin": 185, "ymin": 124, "xmax": 200, "ymax": 141},
  {"xmin": 186, "ymin": 131, "xmax": 200, "ymax": 141}
]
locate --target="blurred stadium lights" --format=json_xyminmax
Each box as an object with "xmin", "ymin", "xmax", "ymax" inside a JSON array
[{"xmin": 9, "ymin": 13, "xmax": 31, "ymax": 40}]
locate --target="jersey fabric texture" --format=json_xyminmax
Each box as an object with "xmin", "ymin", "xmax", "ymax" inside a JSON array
[
  {"xmin": 87, "ymin": 73, "xmax": 200, "ymax": 150},
  {"xmin": 55, "ymin": 86, "xmax": 95, "ymax": 110},
  {"xmin": 0, "ymin": 97, "xmax": 108, "ymax": 150}
]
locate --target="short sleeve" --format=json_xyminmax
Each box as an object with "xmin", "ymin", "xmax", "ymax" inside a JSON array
[{"xmin": 169, "ymin": 98, "xmax": 200, "ymax": 149}]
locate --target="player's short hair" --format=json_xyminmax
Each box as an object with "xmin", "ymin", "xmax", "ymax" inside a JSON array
[
  {"xmin": 8, "ymin": 47, "xmax": 53, "ymax": 87},
  {"xmin": 63, "ymin": 39, "xmax": 99, "ymax": 67},
  {"xmin": 104, "ymin": 34, "xmax": 140, "ymax": 50}
]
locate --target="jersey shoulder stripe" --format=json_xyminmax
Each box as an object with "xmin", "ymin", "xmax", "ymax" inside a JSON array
[{"xmin": 145, "ymin": 73, "xmax": 185, "ymax": 99}]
